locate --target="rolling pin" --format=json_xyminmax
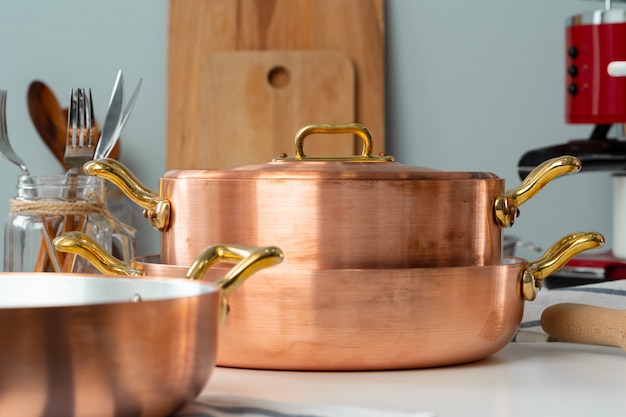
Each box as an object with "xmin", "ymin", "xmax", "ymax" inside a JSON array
[{"xmin": 541, "ymin": 303, "xmax": 626, "ymax": 349}]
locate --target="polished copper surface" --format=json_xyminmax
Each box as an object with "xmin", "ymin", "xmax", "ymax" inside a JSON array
[
  {"xmin": 161, "ymin": 172, "xmax": 503, "ymax": 268},
  {"xmin": 84, "ymin": 146, "xmax": 581, "ymax": 269},
  {"xmin": 133, "ymin": 254, "xmax": 186, "ymax": 276},
  {"xmin": 216, "ymin": 263, "xmax": 525, "ymax": 370},
  {"xmin": 0, "ymin": 241, "xmax": 284, "ymax": 416},
  {"xmin": 85, "ymin": 255, "xmax": 524, "ymax": 370},
  {"xmin": 0, "ymin": 273, "xmax": 218, "ymax": 417},
  {"xmin": 160, "ymin": 153, "xmax": 579, "ymax": 268},
  {"xmin": 97, "ymin": 232, "xmax": 603, "ymax": 371}
]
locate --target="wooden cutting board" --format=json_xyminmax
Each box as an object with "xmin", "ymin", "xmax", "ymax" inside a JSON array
[
  {"xmin": 167, "ymin": 0, "xmax": 385, "ymax": 170},
  {"xmin": 197, "ymin": 50, "xmax": 355, "ymax": 168}
]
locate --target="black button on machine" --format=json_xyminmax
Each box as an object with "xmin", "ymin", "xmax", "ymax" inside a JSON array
[
  {"xmin": 568, "ymin": 65, "xmax": 579, "ymax": 77},
  {"xmin": 568, "ymin": 83, "xmax": 579, "ymax": 96},
  {"xmin": 568, "ymin": 46, "xmax": 578, "ymax": 59}
]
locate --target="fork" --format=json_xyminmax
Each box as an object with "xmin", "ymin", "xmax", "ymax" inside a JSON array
[
  {"xmin": 1, "ymin": 90, "xmax": 60, "ymax": 272},
  {"xmin": 62, "ymin": 88, "xmax": 96, "ymax": 272},
  {"xmin": 0, "ymin": 90, "xmax": 30, "ymax": 176},
  {"xmin": 65, "ymin": 88, "xmax": 96, "ymax": 186}
]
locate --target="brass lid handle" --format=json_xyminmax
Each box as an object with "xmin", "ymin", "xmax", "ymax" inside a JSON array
[
  {"xmin": 83, "ymin": 158, "xmax": 170, "ymax": 231},
  {"xmin": 494, "ymin": 155, "xmax": 582, "ymax": 228},
  {"xmin": 273, "ymin": 123, "xmax": 395, "ymax": 162},
  {"xmin": 520, "ymin": 231, "xmax": 605, "ymax": 301}
]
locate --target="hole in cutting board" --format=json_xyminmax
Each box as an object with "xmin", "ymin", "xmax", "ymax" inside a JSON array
[{"xmin": 267, "ymin": 66, "xmax": 290, "ymax": 88}]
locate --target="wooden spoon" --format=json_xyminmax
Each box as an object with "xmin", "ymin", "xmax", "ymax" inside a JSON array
[
  {"xmin": 541, "ymin": 303, "xmax": 626, "ymax": 349},
  {"xmin": 27, "ymin": 81, "xmax": 120, "ymax": 170}
]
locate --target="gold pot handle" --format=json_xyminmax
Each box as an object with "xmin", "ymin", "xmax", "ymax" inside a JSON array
[
  {"xmin": 184, "ymin": 245, "xmax": 283, "ymax": 296},
  {"xmin": 273, "ymin": 123, "xmax": 395, "ymax": 162},
  {"xmin": 83, "ymin": 158, "xmax": 170, "ymax": 231},
  {"xmin": 493, "ymin": 155, "xmax": 582, "ymax": 228},
  {"xmin": 53, "ymin": 232, "xmax": 284, "ymax": 322},
  {"xmin": 53, "ymin": 231, "xmax": 282, "ymax": 282},
  {"xmin": 520, "ymin": 231, "xmax": 605, "ymax": 301},
  {"xmin": 53, "ymin": 231, "xmax": 144, "ymax": 277},
  {"xmin": 184, "ymin": 243, "xmax": 284, "ymax": 322}
]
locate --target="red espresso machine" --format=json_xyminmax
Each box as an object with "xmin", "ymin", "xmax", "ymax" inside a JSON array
[{"xmin": 518, "ymin": 0, "xmax": 626, "ymax": 287}]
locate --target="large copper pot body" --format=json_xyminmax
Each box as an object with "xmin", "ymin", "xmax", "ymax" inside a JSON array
[
  {"xmin": 55, "ymin": 230, "xmax": 605, "ymax": 371},
  {"xmin": 0, "ymin": 244, "xmax": 283, "ymax": 417},
  {"xmin": 84, "ymin": 124, "xmax": 582, "ymax": 269}
]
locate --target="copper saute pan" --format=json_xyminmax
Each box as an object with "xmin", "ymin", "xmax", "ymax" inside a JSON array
[
  {"xmin": 55, "ymin": 230, "xmax": 604, "ymax": 370},
  {"xmin": 0, "ymin": 243, "xmax": 283, "ymax": 417},
  {"xmin": 82, "ymin": 123, "xmax": 582, "ymax": 269}
]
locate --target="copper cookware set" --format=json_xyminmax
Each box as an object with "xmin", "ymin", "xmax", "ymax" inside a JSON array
[
  {"xmin": 49, "ymin": 122, "xmax": 605, "ymax": 370},
  {"xmin": 84, "ymin": 123, "xmax": 584, "ymax": 269},
  {"xmin": 56, "ymin": 230, "xmax": 603, "ymax": 370},
  {"xmin": 0, "ymin": 244, "xmax": 283, "ymax": 417}
]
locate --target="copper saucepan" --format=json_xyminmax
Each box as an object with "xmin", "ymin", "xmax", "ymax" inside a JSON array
[
  {"xmin": 82, "ymin": 123, "xmax": 582, "ymax": 269},
  {"xmin": 55, "ymin": 230, "xmax": 604, "ymax": 370},
  {"xmin": 0, "ymin": 242, "xmax": 283, "ymax": 417}
]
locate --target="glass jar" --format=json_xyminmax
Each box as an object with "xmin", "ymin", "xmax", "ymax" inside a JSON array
[{"xmin": 4, "ymin": 175, "xmax": 136, "ymax": 273}]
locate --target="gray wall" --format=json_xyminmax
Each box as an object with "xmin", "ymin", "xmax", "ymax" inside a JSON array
[
  {"xmin": 0, "ymin": 0, "xmax": 613, "ymax": 266},
  {"xmin": 386, "ymin": 0, "xmax": 612, "ymax": 256},
  {"xmin": 0, "ymin": 0, "xmax": 167, "ymax": 259}
]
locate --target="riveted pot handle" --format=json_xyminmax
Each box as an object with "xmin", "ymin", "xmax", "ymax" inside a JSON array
[
  {"xmin": 273, "ymin": 123, "xmax": 395, "ymax": 162},
  {"xmin": 83, "ymin": 158, "xmax": 170, "ymax": 231},
  {"xmin": 494, "ymin": 155, "xmax": 582, "ymax": 228},
  {"xmin": 53, "ymin": 231, "xmax": 284, "ymax": 322},
  {"xmin": 53, "ymin": 231, "xmax": 144, "ymax": 277},
  {"xmin": 184, "ymin": 245, "xmax": 284, "ymax": 294},
  {"xmin": 53, "ymin": 231, "xmax": 283, "ymax": 284},
  {"xmin": 520, "ymin": 231, "xmax": 605, "ymax": 301},
  {"xmin": 184, "ymin": 244, "xmax": 284, "ymax": 322}
]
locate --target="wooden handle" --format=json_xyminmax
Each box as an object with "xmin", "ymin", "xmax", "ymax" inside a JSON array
[{"xmin": 541, "ymin": 303, "xmax": 626, "ymax": 350}]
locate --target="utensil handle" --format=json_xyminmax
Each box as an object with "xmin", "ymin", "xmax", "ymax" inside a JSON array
[{"xmin": 541, "ymin": 303, "xmax": 626, "ymax": 350}]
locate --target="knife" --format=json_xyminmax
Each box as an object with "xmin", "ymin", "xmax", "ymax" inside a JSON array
[
  {"xmin": 94, "ymin": 70, "xmax": 124, "ymax": 161},
  {"xmin": 105, "ymin": 77, "xmax": 142, "ymax": 158}
]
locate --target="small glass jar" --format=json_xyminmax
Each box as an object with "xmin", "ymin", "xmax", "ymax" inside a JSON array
[{"xmin": 4, "ymin": 175, "xmax": 136, "ymax": 273}]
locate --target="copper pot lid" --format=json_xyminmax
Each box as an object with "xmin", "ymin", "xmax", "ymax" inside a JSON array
[
  {"xmin": 83, "ymin": 123, "xmax": 582, "ymax": 233},
  {"xmin": 163, "ymin": 123, "xmax": 579, "ymax": 182},
  {"xmin": 164, "ymin": 124, "xmax": 503, "ymax": 181}
]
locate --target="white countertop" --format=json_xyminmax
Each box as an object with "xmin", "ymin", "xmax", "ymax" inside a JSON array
[{"xmin": 202, "ymin": 342, "xmax": 626, "ymax": 417}]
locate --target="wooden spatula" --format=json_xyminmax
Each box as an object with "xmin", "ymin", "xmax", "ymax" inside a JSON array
[{"xmin": 541, "ymin": 303, "xmax": 626, "ymax": 349}]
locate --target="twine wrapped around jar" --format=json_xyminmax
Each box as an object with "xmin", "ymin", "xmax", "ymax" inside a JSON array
[
  {"xmin": 4, "ymin": 175, "xmax": 136, "ymax": 273},
  {"xmin": 9, "ymin": 193, "xmax": 136, "ymax": 235}
]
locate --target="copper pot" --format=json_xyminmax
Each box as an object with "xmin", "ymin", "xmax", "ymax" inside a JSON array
[
  {"xmin": 0, "ymin": 243, "xmax": 283, "ymax": 417},
  {"xmin": 84, "ymin": 124, "xmax": 582, "ymax": 269},
  {"xmin": 55, "ymin": 230, "xmax": 604, "ymax": 370}
]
